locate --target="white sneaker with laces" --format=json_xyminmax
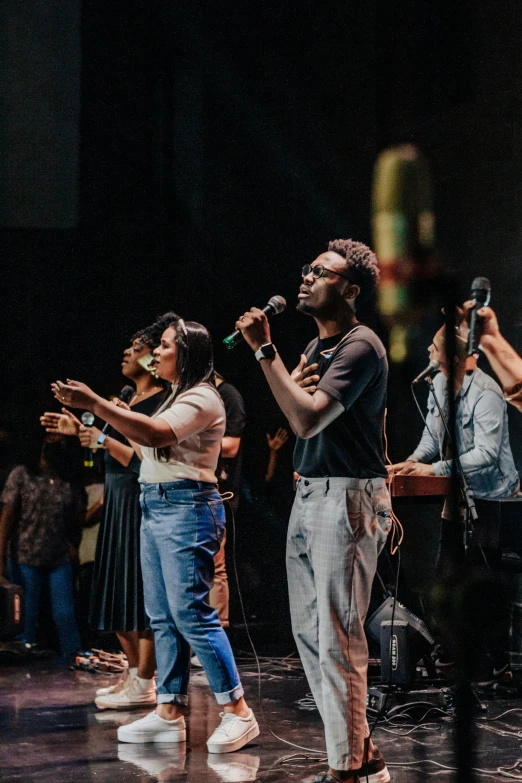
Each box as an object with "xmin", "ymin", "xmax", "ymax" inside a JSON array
[
  {"xmin": 207, "ymin": 710, "xmax": 259, "ymax": 754},
  {"xmin": 96, "ymin": 669, "xmax": 130, "ymax": 697},
  {"xmin": 117, "ymin": 711, "xmax": 186, "ymax": 743},
  {"xmin": 95, "ymin": 677, "xmax": 156, "ymax": 710}
]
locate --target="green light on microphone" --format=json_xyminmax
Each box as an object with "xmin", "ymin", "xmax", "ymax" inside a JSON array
[{"xmin": 222, "ymin": 296, "xmax": 286, "ymax": 351}]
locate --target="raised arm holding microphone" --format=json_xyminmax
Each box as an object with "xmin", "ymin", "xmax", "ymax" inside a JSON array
[
  {"xmin": 462, "ymin": 301, "xmax": 522, "ymax": 412},
  {"xmin": 235, "ymin": 239, "xmax": 391, "ymax": 783}
]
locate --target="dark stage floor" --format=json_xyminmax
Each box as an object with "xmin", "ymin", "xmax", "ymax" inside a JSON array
[{"xmin": 2, "ymin": 660, "xmax": 522, "ymax": 782}]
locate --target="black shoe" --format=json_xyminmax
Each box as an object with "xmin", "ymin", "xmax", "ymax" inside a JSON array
[
  {"xmin": 441, "ymin": 685, "xmax": 486, "ymax": 714},
  {"xmin": 310, "ymin": 775, "xmax": 359, "ymax": 783},
  {"xmin": 493, "ymin": 662, "xmax": 514, "ymax": 683},
  {"xmin": 357, "ymin": 747, "xmax": 391, "ymax": 783},
  {"xmin": 24, "ymin": 642, "xmax": 55, "ymax": 660},
  {"xmin": 434, "ymin": 657, "xmax": 457, "ymax": 680},
  {"xmin": 474, "ymin": 657, "xmax": 514, "ymax": 687}
]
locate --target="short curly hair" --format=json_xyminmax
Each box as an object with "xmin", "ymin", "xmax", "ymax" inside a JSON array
[
  {"xmin": 132, "ymin": 311, "xmax": 180, "ymax": 350},
  {"xmin": 327, "ymin": 238, "xmax": 379, "ymax": 310}
]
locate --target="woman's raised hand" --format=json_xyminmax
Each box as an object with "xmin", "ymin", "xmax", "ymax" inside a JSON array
[
  {"xmin": 40, "ymin": 408, "xmax": 82, "ymax": 436},
  {"xmin": 51, "ymin": 380, "xmax": 98, "ymax": 411}
]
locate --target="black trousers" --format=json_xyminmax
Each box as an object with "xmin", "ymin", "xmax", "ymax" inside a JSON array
[{"xmin": 436, "ymin": 517, "xmax": 510, "ymax": 675}]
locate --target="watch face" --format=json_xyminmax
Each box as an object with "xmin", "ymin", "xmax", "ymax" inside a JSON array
[{"xmin": 260, "ymin": 344, "xmax": 276, "ymax": 359}]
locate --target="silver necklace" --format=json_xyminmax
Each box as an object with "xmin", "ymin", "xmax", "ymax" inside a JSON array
[{"xmin": 132, "ymin": 386, "xmax": 160, "ymax": 400}]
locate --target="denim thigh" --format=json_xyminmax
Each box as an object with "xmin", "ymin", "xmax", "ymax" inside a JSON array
[
  {"xmin": 141, "ymin": 483, "xmax": 225, "ymax": 610},
  {"xmin": 139, "ymin": 482, "xmax": 241, "ymax": 702}
]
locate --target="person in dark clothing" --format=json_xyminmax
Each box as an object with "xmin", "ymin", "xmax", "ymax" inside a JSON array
[
  {"xmin": 209, "ymin": 373, "xmax": 246, "ymax": 629},
  {"xmin": 215, "ymin": 374, "xmax": 246, "ymax": 513},
  {"xmin": 40, "ymin": 313, "xmax": 177, "ymax": 708},
  {"xmin": 0, "ymin": 435, "xmax": 86, "ymax": 664}
]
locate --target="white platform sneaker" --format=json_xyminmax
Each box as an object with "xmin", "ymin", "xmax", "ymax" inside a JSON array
[
  {"xmin": 95, "ymin": 677, "xmax": 156, "ymax": 710},
  {"xmin": 117, "ymin": 711, "xmax": 186, "ymax": 743},
  {"xmin": 207, "ymin": 710, "xmax": 259, "ymax": 754},
  {"xmin": 95, "ymin": 669, "xmax": 131, "ymax": 697}
]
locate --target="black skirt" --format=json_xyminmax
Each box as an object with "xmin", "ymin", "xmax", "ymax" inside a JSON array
[{"xmin": 89, "ymin": 471, "xmax": 148, "ymax": 632}]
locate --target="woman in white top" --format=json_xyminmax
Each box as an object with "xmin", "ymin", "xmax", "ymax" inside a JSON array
[{"xmin": 52, "ymin": 318, "xmax": 258, "ymax": 754}]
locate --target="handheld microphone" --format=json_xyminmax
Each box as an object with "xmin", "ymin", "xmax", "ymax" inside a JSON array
[
  {"xmin": 99, "ymin": 385, "xmax": 135, "ymax": 436},
  {"xmin": 81, "ymin": 412, "xmax": 95, "ymax": 468},
  {"xmin": 466, "ymin": 277, "xmax": 491, "ymax": 371},
  {"xmin": 223, "ymin": 295, "xmax": 286, "ymax": 350},
  {"xmin": 412, "ymin": 359, "xmax": 440, "ymax": 384}
]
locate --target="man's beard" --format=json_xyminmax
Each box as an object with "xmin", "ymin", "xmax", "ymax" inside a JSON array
[
  {"xmin": 296, "ymin": 298, "xmax": 319, "ymax": 315},
  {"xmin": 296, "ymin": 296, "xmax": 343, "ymax": 319}
]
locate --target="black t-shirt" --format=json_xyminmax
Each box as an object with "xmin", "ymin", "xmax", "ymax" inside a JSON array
[
  {"xmin": 293, "ymin": 324, "xmax": 388, "ymax": 478},
  {"xmin": 104, "ymin": 390, "xmax": 165, "ymax": 475},
  {"xmin": 217, "ymin": 382, "xmax": 247, "ymax": 503}
]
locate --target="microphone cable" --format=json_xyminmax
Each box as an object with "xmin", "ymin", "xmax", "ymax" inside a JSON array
[
  {"xmin": 364, "ymin": 546, "xmax": 401, "ymax": 782},
  {"xmin": 411, "ymin": 382, "xmax": 439, "ymax": 454},
  {"xmin": 359, "ymin": 409, "xmax": 403, "ymax": 782}
]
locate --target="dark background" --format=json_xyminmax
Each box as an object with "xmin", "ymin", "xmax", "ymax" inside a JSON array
[{"xmin": 2, "ymin": 0, "xmax": 522, "ymax": 642}]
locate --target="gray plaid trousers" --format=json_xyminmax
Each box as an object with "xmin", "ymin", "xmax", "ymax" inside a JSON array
[{"xmin": 287, "ymin": 476, "xmax": 391, "ymax": 770}]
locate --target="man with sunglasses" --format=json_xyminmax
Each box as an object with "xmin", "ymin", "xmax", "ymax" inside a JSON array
[{"xmin": 235, "ymin": 239, "xmax": 391, "ymax": 783}]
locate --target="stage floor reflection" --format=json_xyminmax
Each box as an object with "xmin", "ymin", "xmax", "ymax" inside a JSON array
[{"xmin": 1, "ymin": 660, "xmax": 521, "ymax": 781}]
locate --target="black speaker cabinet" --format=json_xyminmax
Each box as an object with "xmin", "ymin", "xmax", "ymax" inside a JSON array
[
  {"xmin": 380, "ymin": 620, "xmax": 412, "ymax": 688},
  {"xmin": 0, "ymin": 580, "xmax": 23, "ymax": 638}
]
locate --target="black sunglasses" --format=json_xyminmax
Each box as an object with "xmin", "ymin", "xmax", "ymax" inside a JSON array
[{"xmin": 301, "ymin": 263, "xmax": 352, "ymax": 282}]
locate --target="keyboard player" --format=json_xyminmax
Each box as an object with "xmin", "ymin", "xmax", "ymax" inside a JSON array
[
  {"xmin": 388, "ymin": 323, "xmax": 519, "ymax": 681},
  {"xmin": 388, "ymin": 324, "xmax": 519, "ymax": 512}
]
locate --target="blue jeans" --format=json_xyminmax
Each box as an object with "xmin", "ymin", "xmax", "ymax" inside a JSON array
[
  {"xmin": 8, "ymin": 560, "xmax": 82, "ymax": 664},
  {"xmin": 139, "ymin": 480, "xmax": 243, "ymax": 705}
]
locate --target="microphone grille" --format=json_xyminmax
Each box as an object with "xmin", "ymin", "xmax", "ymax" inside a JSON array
[
  {"xmin": 429, "ymin": 359, "xmax": 440, "ymax": 371},
  {"xmin": 81, "ymin": 412, "xmax": 95, "ymax": 426},
  {"xmin": 120, "ymin": 385, "xmax": 135, "ymax": 404},
  {"xmin": 471, "ymin": 276, "xmax": 491, "ymax": 291},
  {"xmin": 470, "ymin": 276, "xmax": 491, "ymax": 305},
  {"xmin": 268, "ymin": 295, "xmax": 286, "ymax": 314}
]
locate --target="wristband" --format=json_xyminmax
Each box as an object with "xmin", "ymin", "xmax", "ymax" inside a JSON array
[{"xmin": 96, "ymin": 432, "xmax": 108, "ymax": 448}]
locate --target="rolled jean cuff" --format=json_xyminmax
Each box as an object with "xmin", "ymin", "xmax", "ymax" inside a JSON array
[
  {"xmin": 157, "ymin": 694, "xmax": 189, "ymax": 706},
  {"xmin": 215, "ymin": 683, "xmax": 244, "ymax": 705}
]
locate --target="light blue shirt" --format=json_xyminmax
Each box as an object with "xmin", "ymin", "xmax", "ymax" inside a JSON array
[{"xmin": 408, "ymin": 368, "xmax": 519, "ymax": 499}]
